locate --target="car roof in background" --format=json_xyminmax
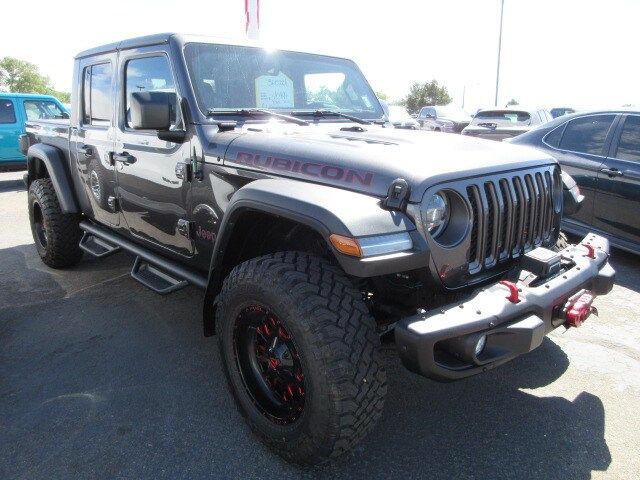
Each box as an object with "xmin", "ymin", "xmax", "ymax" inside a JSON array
[{"xmin": 0, "ymin": 92, "xmax": 62, "ymax": 100}]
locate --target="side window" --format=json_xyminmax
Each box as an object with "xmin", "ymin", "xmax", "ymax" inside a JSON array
[
  {"xmin": 125, "ymin": 55, "xmax": 178, "ymax": 129},
  {"xmin": 559, "ymin": 115, "xmax": 615, "ymax": 156},
  {"xmin": 615, "ymin": 115, "xmax": 640, "ymax": 162},
  {"xmin": 82, "ymin": 63, "xmax": 113, "ymax": 127},
  {"xmin": 544, "ymin": 124, "xmax": 565, "ymax": 148},
  {"xmin": 24, "ymin": 100, "xmax": 65, "ymax": 121},
  {"xmin": 0, "ymin": 99, "xmax": 17, "ymax": 124}
]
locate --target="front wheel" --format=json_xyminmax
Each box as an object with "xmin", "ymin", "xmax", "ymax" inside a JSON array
[{"xmin": 216, "ymin": 252, "xmax": 387, "ymax": 465}]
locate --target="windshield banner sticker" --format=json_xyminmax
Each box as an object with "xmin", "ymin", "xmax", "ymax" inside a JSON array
[{"xmin": 255, "ymin": 72, "xmax": 294, "ymax": 109}]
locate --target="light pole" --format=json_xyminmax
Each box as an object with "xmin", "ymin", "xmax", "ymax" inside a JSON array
[{"xmin": 494, "ymin": 0, "xmax": 505, "ymax": 107}]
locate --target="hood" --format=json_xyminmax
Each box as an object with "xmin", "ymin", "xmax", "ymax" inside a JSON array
[{"xmin": 204, "ymin": 123, "xmax": 556, "ymax": 203}]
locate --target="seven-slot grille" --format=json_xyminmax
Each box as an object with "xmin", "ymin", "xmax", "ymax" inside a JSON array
[{"xmin": 465, "ymin": 168, "xmax": 558, "ymax": 274}]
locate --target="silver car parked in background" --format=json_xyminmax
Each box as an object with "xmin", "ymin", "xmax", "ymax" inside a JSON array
[
  {"xmin": 416, "ymin": 105, "xmax": 472, "ymax": 133},
  {"xmin": 462, "ymin": 107, "xmax": 553, "ymax": 141}
]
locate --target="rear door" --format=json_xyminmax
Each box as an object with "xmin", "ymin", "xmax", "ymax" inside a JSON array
[
  {"xmin": 0, "ymin": 97, "xmax": 23, "ymax": 162},
  {"xmin": 551, "ymin": 114, "xmax": 617, "ymax": 228},
  {"xmin": 593, "ymin": 113, "xmax": 640, "ymax": 245},
  {"xmin": 114, "ymin": 47, "xmax": 193, "ymax": 257},
  {"xmin": 72, "ymin": 54, "xmax": 119, "ymax": 227}
]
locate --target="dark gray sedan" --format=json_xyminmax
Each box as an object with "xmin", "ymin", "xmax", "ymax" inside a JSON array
[{"xmin": 508, "ymin": 110, "xmax": 640, "ymax": 255}]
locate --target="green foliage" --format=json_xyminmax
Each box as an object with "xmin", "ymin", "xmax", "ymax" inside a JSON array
[
  {"xmin": 506, "ymin": 98, "xmax": 519, "ymax": 106},
  {"xmin": 401, "ymin": 80, "xmax": 452, "ymax": 114},
  {"xmin": 375, "ymin": 91, "xmax": 388, "ymax": 101},
  {"xmin": 0, "ymin": 57, "xmax": 70, "ymax": 103}
]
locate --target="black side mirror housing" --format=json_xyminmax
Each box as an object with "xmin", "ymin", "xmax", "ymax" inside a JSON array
[{"xmin": 130, "ymin": 91, "xmax": 174, "ymax": 130}]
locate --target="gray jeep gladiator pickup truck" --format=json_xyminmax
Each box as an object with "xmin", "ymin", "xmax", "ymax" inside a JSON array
[{"xmin": 21, "ymin": 33, "xmax": 614, "ymax": 465}]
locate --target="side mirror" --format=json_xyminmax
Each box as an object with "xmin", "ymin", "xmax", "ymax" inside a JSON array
[{"xmin": 130, "ymin": 91, "xmax": 174, "ymax": 130}]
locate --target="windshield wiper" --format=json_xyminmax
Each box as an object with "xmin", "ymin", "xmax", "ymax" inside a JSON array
[
  {"xmin": 207, "ymin": 108, "xmax": 309, "ymax": 126},
  {"xmin": 293, "ymin": 110, "xmax": 372, "ymax": 125}
]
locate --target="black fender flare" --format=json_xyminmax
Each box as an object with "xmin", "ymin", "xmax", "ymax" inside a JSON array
[
  {"xmin": 26, "ymin": 144, "xmax": 79, "ymax": 214},
  {"xmin": 202, "ymin": 178, "xmax": 427, "ymax": 335}
]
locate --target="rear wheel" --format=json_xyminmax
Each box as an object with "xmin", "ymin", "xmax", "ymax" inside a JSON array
[
  {"xmin": 28, "ymin": 178, "xmax": 83, "ymax": 268},
  {"xmin": 216, "ymin": 252, "xmax": 387, "ymax": 465}
]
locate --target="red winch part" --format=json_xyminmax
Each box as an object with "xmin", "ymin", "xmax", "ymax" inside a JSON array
[{"xmin": 564, "ymin": 290, "xmax": 596, "ymax": 327}]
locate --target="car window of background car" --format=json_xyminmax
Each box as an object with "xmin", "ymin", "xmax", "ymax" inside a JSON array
[
  {"xmin": 0, "ymin": 100, "xmax": 16, "ymax": 124},
  {"xmin": 24, "ymin": 100, "xmax": 65, "ymax": 121},
  {"xmin": 615, "ymin": 115, "xmax": 640, "ymax": 161},
  {"xmin": 471, "ymin": 110, "xmax": 531, "ymax": 126},
  {"xmin": 543, "ymin": 124, "xmax": 565, "ymax": 148},
  {"xmin": 125, "ymin": 55, "xmax": 179, "ymax": 129},
  {"xmin": 559, "ymin": 114, "xmax": 615, "ymax": 155},
  {"xmin": 82, "ymin": 63, "xmax": 113, "ymax": 127}
]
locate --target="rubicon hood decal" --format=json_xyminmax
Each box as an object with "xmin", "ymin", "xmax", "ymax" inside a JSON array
[{"xmin": 234, "ymin": 151, "xmax": 375, "ymax": 187}]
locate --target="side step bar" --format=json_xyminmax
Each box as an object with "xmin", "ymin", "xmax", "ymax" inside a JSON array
[
  {"xmin": 79, "ymin": 220, "xmax": 208, "ymax": 290},
  {"xmin": 79, "ymin": 231, "xmax": 121, "ymax": 258},
  {"xmin": 131, "ymin": 257, "xmax": 189, "ymax": 295}
]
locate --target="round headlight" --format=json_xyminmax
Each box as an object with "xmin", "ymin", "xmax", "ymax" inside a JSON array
[{"xmin": 423, "ymin": 193, "xmax": 449, "ymax": 236}]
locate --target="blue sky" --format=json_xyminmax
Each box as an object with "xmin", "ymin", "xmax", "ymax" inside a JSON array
[{"xmin": 1, "ymin": 0, "xmax": 638, "ymax": 111}]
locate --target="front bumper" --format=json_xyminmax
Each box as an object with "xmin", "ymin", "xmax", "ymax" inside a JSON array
[{"xmin": 395, "ymin": 233, "xmax": 615, "ymax": 381}]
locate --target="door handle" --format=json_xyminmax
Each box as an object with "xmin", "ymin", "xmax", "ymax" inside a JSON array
[
  {"xmin": 600, "ymin": 167, "xmax": 624, "ymax": 178},
  {"xmin": 111, "ymin": 151, "xmax": 137, "ymax": 165},
  {"xmin": 78, "ymin": 145, "xmax": 93, "ymax": 157}
]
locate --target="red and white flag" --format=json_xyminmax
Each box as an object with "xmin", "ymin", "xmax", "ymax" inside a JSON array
[{"xmin": 245, "ymin": 0, "xmax": 260, "ymax": 40}]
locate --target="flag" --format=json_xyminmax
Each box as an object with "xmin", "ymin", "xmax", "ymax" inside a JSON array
[{"xmin": 245, "ymin": 0, "xmax": 260, "ymax": 40}]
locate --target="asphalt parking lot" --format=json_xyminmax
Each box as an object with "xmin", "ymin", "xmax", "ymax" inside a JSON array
[{"xmin": 1, "ymin": 170, "xmax": 639, "ymax": 480}]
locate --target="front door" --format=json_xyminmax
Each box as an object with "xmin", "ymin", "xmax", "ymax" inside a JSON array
[
  {"xmin": 72, "ymin": 54, "xmax": 119, "ymax": 227},
  {"xmin": 0, "ymin": 98, "xmax": 23, "ymax": 162},
  {"xmin": 593, "ymin": 114, "xmax": 640, "ymax": 245},
  {"xmin": 114, "ymin": 50, "xmax": 193, "ymax": 257}
]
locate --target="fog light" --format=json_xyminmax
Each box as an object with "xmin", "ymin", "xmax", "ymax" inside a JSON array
[{"xmin": 474, "ymin": 335, "xmax": 487, "ymax": 356}]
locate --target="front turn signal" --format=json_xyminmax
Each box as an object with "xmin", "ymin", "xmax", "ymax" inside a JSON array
[{"xmin": 329, "ymin": 234, "xmax": 362, "ymax": 257}]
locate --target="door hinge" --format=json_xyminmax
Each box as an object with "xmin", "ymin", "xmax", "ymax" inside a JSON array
[
  {"xmin": 175, "ymin": 162, "xmax": 192, "ymax": 182},
  {"xmin": 177, "ymin": 219, "xmax": 194, "ymax": 239}
]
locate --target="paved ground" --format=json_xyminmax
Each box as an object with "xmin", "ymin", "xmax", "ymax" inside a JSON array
[{"xmin": 1, "ymin": 170, "xmax": 639, "ymax": 480}]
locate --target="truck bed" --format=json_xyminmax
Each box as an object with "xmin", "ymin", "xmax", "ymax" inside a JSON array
[{"xmin": 25, "ymin": 119, "xmax": 71, "ymax": 155}]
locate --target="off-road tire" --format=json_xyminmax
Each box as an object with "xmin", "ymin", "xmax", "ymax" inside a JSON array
[
  {"xmin": 28, "ymin": 178, "xmax": 83, "ymax": 268},
  {"xmin": 216, "ymin": 252, "xmax": 387, "ymax": 465}
]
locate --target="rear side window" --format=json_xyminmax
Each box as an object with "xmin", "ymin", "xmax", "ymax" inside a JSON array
[
  {"xmin": 544, "ymin": 125, "xmax": 565, "ymax": 148},
  {"xmin": 0, "ymin": 100, "xmax": 16, "ymax": 124},
  {"xmin": 559, "ymin": 115, "xmax": 615, "ymax": 155},
  {"xmin": 615, "ymin": 115, "xmax": 640, "ymax": 162},
  {"xmin": 82, "ymin": 63, "xmax": 113, "ymax": 127}
]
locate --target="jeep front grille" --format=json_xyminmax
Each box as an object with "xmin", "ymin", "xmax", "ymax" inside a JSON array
[{"xmin": 465, "ymin": 170, "xmax": 557, "ymax": 274}]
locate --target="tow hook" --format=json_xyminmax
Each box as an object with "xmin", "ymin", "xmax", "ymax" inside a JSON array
[{"xmin": 559, "ymin": 289, "xmax": 598, "ymax": 328}]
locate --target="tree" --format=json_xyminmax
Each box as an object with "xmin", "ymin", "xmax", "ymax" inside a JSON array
[
  {"xmin": 506, "ymin": 98, "xmax": 519, "ymax": 106},
  {"xmin": 0, "ymin": 57, "xmax": 70, "ymax": 103},
  {"xmin": 375, "ymin": 91, "xmax": 388, "ymax": 101},
  {"xmin": 401, "ymin": 80, "xmax": 452, "ymax": 114}
]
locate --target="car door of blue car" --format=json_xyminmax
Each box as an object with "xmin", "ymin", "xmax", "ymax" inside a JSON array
[
  {"xmin": 593, "ymin": 113, "xmax": 640, "ymax": 247},
  {"xmin": 0, "ymin": 97, "xmax": 24, "ymax": 162}
]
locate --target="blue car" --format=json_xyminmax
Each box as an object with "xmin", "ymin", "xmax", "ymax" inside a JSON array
[{"xmin": 0, "ymin": 93, "xmax": 69, "ymax": 171}]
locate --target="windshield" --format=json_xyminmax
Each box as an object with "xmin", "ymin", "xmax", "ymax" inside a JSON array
[
  {"xmin": 388, "ymin": 105, "xmax": 413, "ymax": 122},
  {"xmin": 471, "ymin": 110, "xmax": 531, "ymax": 126},
  {"xmin": 435, "ymin": 106, "xmax": 470, "ymax": 119},
  {"xmin": 184, "ymin": 43, "xmax": 384, "ymax": 120}
]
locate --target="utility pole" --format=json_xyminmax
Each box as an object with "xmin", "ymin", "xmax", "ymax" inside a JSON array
[{"xmin": 494, "ymin": 0, "xmax": 504, "ymax": 107}]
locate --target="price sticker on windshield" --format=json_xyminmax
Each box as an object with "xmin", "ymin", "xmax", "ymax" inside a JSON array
[{"xmin": 255, "ymin": 72, "xmax": 294, "ymax": 109}]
